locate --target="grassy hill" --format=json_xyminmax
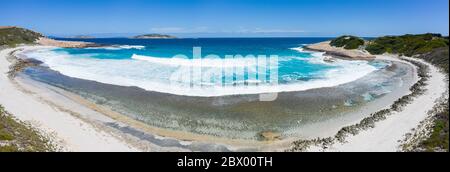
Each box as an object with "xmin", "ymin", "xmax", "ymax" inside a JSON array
[
  {"xmin": 365, "ymin": 33, "xmax": 449, "ymax": 56},
  {"xmin": 330, "ymin": 35, "xmax": 365, "ymax": 50},
  {"xmin": 0, "ymin": 27, "xmax": 43, "ymax": 46}
]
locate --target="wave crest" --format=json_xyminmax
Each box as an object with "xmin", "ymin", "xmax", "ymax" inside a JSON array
[
  {"xmin": 131, "ymin": 54, "xmax": 261, "ymax": 67},
  {"xmin": 86, "ymin": 45, "xmax": 145, "ymax": 50}
]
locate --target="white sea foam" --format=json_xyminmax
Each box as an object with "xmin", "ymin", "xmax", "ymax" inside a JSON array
[
  {"xmin": 86, "ymin": 45, "xmax": 145, "ymax": 50},
  {"xmin": 289, "ymin": 47, "xmax": 304, "ymax": 52},
  {"xmin": 19, "ymin": 47, "xmax": 377, "ymax": 97},
  {"xmin": 131, "ymin": 54, "xmax": 260, "ymax": 67}
]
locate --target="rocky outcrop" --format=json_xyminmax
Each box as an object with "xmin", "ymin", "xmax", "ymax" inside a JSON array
[
  {"xmin": 258, "ymin": 131, "xmax": 282, "ymax": 141},
  {"xmin": 305, "ymin": 41, "xmax": 375, "ymax": 60},
  {"xmin": 36, "ymin": 37, "xmax": 99, "ymax": 48}
]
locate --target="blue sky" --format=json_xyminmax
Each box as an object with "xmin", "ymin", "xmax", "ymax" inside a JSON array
[{"xmin": 1, "ymin": 0, "xmax": 448, "ymax": 37}]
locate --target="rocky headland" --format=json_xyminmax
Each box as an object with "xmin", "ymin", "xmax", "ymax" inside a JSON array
[{"xmin": 304, "ymin": 41, "xmax": 375, "ymax": 60}]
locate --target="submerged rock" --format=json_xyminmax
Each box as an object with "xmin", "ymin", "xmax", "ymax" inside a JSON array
[{"xmin": 258, "ymin": 131, "xmax": 282, "ymax": 141}]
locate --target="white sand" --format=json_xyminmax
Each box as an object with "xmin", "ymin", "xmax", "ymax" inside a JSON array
[
  {"xmin": 1, "ymin": 47, "xmax": 139, "ymax": 152},
  {"xmin": 308, "ymin": 55, "xmax": 448, "ymax": 152}
]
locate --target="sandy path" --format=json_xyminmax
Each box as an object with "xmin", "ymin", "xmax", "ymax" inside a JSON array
[
  {"xmin": 308, "ymin": 55, "xmax": 448, "ymax": 152},
  {"xmin": 1, "ymin": 47, "xmax": 139, "ymax": 152}
]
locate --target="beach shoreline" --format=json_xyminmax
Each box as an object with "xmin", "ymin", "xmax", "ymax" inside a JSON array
[
  {"xmin": 300, "ymin": 55, "xmax": 448, "ymax": 152},
  {"xmin": 1, "ymin": 47, "xmax": 141, "ymax": 152},
  {"xmin": 1, "ymin": 44, "xmax": 446, "ymax": 152}
]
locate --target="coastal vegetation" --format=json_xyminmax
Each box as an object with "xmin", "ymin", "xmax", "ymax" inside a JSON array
[
  {"xmin": 330, "ymin": 35, "xmax": 365, "ymax": 49},
  {"xmin": 420, "ymin": 104, "xmax": 449, "ymax": 152},
  {"xmin": 0, "ymin": 105, "xmax": 56, "ymax": 152},
  {"xmin": 0, "ymin": 27, "xmax": 42, "ymax": 46},
  {"xmin": 365, "ymin": 33, "xmax": 449, "ymax": 56},
  {"xmin": 418, "ymin": 47, "xmax": 449, "ymax": 73},
  {"xmin": 366, "ymin": 34, "xmax": 449, "ymax": 152}
]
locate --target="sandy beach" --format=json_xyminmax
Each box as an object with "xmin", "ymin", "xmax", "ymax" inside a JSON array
[{"xmin": 1, "ymin": 44, "xmax": 447, "ymax": 152}]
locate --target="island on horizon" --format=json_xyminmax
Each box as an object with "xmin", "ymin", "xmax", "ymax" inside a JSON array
[{"xmin": 132, "ymin": 33, "xmax": 177, "ymax": 39}]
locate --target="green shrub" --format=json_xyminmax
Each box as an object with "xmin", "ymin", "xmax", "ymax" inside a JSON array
[
  {"xmin": 0, "ymin": 145, "xmax": 19, "ymax": 152},
  {"xmin": 330, "ymin": 35, "xmax": 365, "ymax": 49},
  {"xmin": 421, "ymin": 108, "xmax": 449, "ymax": 152},
  {"xmin": 0, "ymin": 105, "xmax": 55, "ymax": 152},
  {"xmin": 365, "ymin": 33, "xmax": 448, "ymax": 56},
  {"xmin": 0, "ymin": 129, "xmax": 15, "ymax": 141},
  {"xmin": 418, "ymin": 47, "xmax": 449, "ymax": 74},
  {"xmin": 0, "ymin": 27, "xmax": 43, "ymax": 46}
]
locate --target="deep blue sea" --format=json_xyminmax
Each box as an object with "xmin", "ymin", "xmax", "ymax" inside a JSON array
[{"xmin": 23, "ymin": 38, "xmax": 385, "ymax": 96}]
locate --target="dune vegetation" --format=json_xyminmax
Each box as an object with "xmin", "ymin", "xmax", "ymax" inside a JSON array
[
  {"xmin": 365, "ymin": 33, "xmax": 449, "ymax": 57},
  {"xmin": 0, "ymin": 27, "xmax": 42, "ymax": 46},
  {"xmin": 330, "ymin": 35, "xmax": 365, "ymax": 50},
  {"xmin": 0, "ymin": 105, "xmax": 56, "ymax": 152}
]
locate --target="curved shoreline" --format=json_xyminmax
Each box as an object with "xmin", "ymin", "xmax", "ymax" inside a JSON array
[
  {"xmin": 1, "ymin": 45, "xmax": 445, "ymax": 152},
  {"xmin": 289, "ymin": 55, "xmax": 448, "ymax": 152},
  {"xmin": 1, "ymin": 47, "xmax": 139, "ymax": 152}
]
